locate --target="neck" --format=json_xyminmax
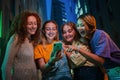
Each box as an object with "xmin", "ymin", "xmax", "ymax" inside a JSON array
[
  {"xmin": 47, "ymin": 39, "xmax": 54, "ymax": 44},
  {"xmin": 80, "ymin": 37, "xmax": 89, "ymax": 44}
]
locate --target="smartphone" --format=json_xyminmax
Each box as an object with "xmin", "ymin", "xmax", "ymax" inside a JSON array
[{"xmin": 51, "ymin": 41, "xmax": 62, "ymax": 57}]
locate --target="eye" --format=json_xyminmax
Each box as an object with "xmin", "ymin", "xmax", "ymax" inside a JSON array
[
  {"xmin": 77, "ymin": 24, "xmax": 84, "ymax": 27},
  {"xmin": 45, "ymin": 28, "xmax": 50, "ymax": 31},
  {"xmin": 27, "ymin": 22, "xmax": 32, "ymax": 25},
  {"xmin": 80, "ymin": 24, "xmax": 84, "ymax": 27},
  {"xmin": 77, "ymin": 24, "xmax": 80, "ymax": 27},
  {"xmin": 52, "ymin": 28, "xmax": 57, "ymax": 31},
  {"xmin": 34, "ymin": 22, "xmax": 37, "ymax": 25},
  {"xmin": 68, "ymin": 29, "xmax": 73, "ymax": 33},
  {"xmin": 27, "ymin": 22, "xmax": 37, "ymax": 26}
]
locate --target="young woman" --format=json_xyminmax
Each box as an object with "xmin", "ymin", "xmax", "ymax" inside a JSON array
[
  {"xmin": 77, "ymin": 13, "xmax": 120, "ymax": 80},
  {"xmin": 61, "ymin": 22, "xmax": 104, "ymax": 80},
  {"xmin": 34, "ymin": 20, "xmax": 72, "ymax": 80},
  {"xmin": 1, "ymin": 11, "xmax": 41, "ymax": 80}
]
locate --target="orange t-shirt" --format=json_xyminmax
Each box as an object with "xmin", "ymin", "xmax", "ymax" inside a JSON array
[{"xmin": 34, "ymin": 43, "xmax": 53, "ymax": 63}]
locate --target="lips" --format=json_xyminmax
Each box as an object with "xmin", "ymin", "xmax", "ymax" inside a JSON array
[
  {"xmin": 79, "ymin": 29, "xmax": 85, "ymax": 35},
  {"xmin": 28, "ymin": 28, "xmax": 37, "ymax": 34},
  {"xmin": 31, "ymin": 30, "xmax": 36, "ymax": 32},
  {"xmin": 65, "ymin": 35, "xmax": 73, "ymax": 41},
  {"xmin": 80, "ymin": 30, "xmax": 86, "ymax": 37},
  {"xmin": 48, "ymin": 33, "xmax": 55, "ymax": 37},
  {"xmin": 78, "ymin": 27, "xmax": 86, "ymax": 37}
]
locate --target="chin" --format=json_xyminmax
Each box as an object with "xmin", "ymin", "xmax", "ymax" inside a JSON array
[
  {"xmin": 66, "ymin": 39, "xmax": 73, "ymax": 42},
  {"xmin": 48, "ymin": 37, "xmax": 54, "ymax": 40},
  {"xmin": 30, "ymin": 33, "xmax": 36, "ymax": 35}
]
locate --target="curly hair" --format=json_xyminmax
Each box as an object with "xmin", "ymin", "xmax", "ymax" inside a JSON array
[{"xmin": 9, "ymin": 11, "xmax": 41, "ymax": 47}]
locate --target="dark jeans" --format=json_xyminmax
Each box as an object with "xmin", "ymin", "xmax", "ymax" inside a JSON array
[{"xmin": 73, "ymin": 66, "xmax": 104, "ymax": 80}]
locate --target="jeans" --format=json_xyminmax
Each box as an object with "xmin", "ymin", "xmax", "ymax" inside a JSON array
[
  {"xmin": 73, "ymin": 66, "xmax": 104, "ymax": 80},
  {"xmin": 42, "ymin": 54, "xmax": 72, "ymax": 80}
]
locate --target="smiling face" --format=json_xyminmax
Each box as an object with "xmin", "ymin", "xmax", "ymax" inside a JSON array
[
  {"xmin": 77, "ymin": 19, "xmax": 89, "ymax": 38},
  {"xmin": 44, "ymin": 22, "xmax": 57, "ymax": 42},
  {"xmin": 62, "ymin": 25, "xmax": 76, "ymax": 43},
  {"xmin": 77, "ymin": 14, "xmax": 97, "ymax": 39},
  {"xmin": 26, "ymin": 16, "xmax": 37, "ymax": 36}
]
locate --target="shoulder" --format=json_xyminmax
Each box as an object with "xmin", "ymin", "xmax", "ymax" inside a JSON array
[
  {"xmin": 35, "ymin": 44, "xmax": 43, "ymax": 48},
  {"xmin": 91, "ymin": 29, "xmax": 106, "ymax": 43},
  {"xmin": 95, "ymin": 29, "xmax": 104, "ymax": 34},
  {"xmin": 34, "ymin": 44, "xmax": 48, "ymax": 51},
  {"xmin": 7, "ymin": 34, "xmax": 18, "ymax": 44},
  {"xmin": 94, "ymin": 29, "xmax": 109, "ymax": 38},
  {"xmin": 95, "ymin": 29, "xmax": 108, "ymax": 35}
]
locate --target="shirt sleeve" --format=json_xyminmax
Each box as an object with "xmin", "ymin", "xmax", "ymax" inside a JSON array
[
  {"xmin": 34, "ymin": 45, "xmax": 43, "ymax": 60},
  {"xmin": 92, "ymin": 31, "xmax": 111, "ymax": 57}
]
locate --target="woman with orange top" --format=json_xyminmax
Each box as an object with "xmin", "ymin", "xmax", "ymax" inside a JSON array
[{"xmin": 34, "ymin": 20, "xmax": 72, "ymax": 80}]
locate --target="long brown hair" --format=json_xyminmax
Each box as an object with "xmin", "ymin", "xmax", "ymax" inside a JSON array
[{"xmin": 61, "ymin": 22, "xmax": 81, "ymax": 44}]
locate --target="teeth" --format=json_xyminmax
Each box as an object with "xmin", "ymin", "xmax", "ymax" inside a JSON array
[
  {"xmin": 66, "ymin": 36, "xmax": 72, "ymax": 40},
  {"xmin": 66, "ymin": 36, "xmax": 71, "ymax": 39},
  {"xmin": 79, "ymin": 30, "xmax": 86, "ymax": 37},
  {"xmin": 48, "ymin": 33, "xmax": 54, "ymax": 37},
  {"xmin": 80, "ymin": 30, "xmax": 85, "ymax": 34},
  {"xmin": 31, "ymin": 29, "xmax": 36, "ymax": 32}
]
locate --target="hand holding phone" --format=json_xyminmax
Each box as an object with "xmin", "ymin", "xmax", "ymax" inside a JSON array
[{"xmin": 51, "ymin": 41, "xmax": 62, "ymax": 57}]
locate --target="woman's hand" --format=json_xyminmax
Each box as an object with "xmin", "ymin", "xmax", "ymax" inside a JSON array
[
  {"xmin": 53, "ymin": 50, "xmax": 62, "ymax": 61},
  {"xmin": 49, "ymin": 50, "xmax": 62, "ymax": 66},
  {"xmin": 63, "ymin": 44, "xmax": 79, "ymax": 52},
  {"xmin": 62, "ymin": 44, "xmax": 77, "ymax": 58}
]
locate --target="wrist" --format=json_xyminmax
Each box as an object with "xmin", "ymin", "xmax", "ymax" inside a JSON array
[
  {"xmin": 75, "ymin": 47, "xmax": 80, "ymax": 52},
  {"xmin": 48, "ymin": 60, "xmax": 55, "ymax": 67}
]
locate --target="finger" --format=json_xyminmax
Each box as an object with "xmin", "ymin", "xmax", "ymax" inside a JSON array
[
  {"xmin": 66, "ymin": 52, "xmax": 72, "ymax": 57},
  {"xmin": 58, "ymin": 53, "xmax": 62, "ymax": 59},
  {"xmin": 57, "ymin": 51, "xmax": 61, "ymax": 56},
  {"xmin": 67, "ymin": 48, "xmax": 73, "ymax": 52},
  {"xmin": 64, "ymin": 45, "xmax": 69, "ymax": 48},
  {"xmin": 56, "ymin": 52, "xmax": 62, "ymax": 61}
]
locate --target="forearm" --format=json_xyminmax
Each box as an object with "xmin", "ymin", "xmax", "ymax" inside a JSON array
[
  {"xmin": 44, "ymin": 61, "xmax": 55, "ymax": 73},
  {"xmin": 3, "ymin": 35, "xmax": 18, "ymax": 80},
  {"xmin": 42, "ymin": 51, "xmax": 62, "ymax": 73},
  {"xmin": 78, "ymin": 48, "xmax": 105, "ymax": 65},
  {"xmin": 6, "ymin": 67, "xmax": 13, "ymax": 80},
  {"xmin": 38, "ymin": 58, "xmax": 55, "ymax": 74}
]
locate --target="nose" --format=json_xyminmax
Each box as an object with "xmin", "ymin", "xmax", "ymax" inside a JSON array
[
  {"xmin": 65, "ymin": 32, "xmax": 69, "ymax": 36},
  {"xmin": 32, "ymin": 23, "xmax": 37, "ymax": 28},
  {"xmin": 49, "ymin": 28, "xmax": 55, "ymax": 32},
  {"xmin": 78, "ymin": 27, "xmax": 85, "ymax": 30},
  {"xmin": 49, "ymin": 29, "xmax": 53, "ymax": 32}
]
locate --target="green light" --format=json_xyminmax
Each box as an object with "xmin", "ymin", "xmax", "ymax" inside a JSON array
[{"xmin": 0, "ymin": 11, "xmax": 2, "ymax": 38}]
